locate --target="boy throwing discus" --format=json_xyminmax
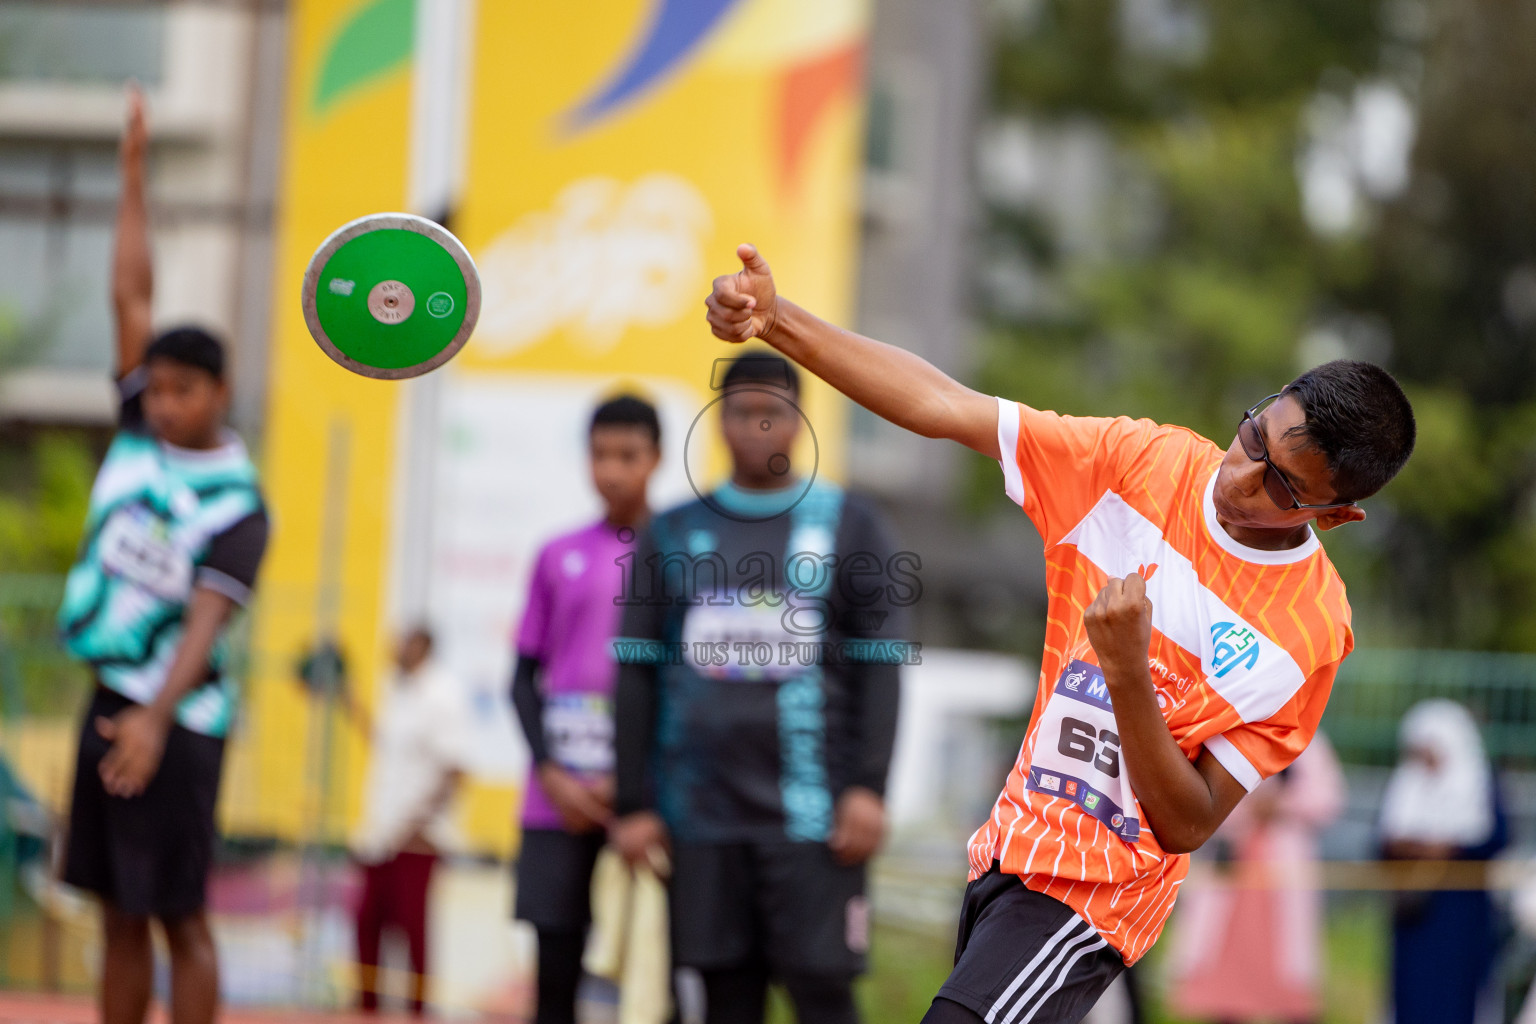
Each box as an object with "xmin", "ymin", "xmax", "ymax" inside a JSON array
[{"xmin": 704, "ymin": 245, "xmax": 1415, "ymax": 1024}]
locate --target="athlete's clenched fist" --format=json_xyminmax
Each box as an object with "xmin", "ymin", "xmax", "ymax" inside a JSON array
[
  {"xmin": 1083, "ymin": 573, "xmax": 1154, "ymax": 681},
  {"xmin": 706, "ymin": 243, "xmax": 779, "ymax": 343}
]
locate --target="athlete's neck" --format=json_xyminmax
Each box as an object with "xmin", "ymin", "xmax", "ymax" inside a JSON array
[
  {"xmin": 605, "ymin": 504, "xmax": 649, "ymax": 531},
  {"xmin": 728, "ymin": 470, "xmax": 800, "ymax": 492},
  {"xmin": 1215, "ymin": 517, "xmax": 1312, "ymax": 552},
  {"xmin": 159, "ymin": 427, "xmax": 226, "ymax": 451}
]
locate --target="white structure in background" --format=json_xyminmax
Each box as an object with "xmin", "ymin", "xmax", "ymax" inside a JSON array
[
  {"xmin": 0, "ymin": 2, "xmax": 283, "ymax": 429},
  {"xmin": 886, "ymin": 648, "xmax": 1035, "ymax": 833},
  {"xmin": 1299, "ymin": 81, "xmax": 1417, "ymax": 236}
]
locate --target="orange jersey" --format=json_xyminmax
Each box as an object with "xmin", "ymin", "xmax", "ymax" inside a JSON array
[{"xmin": 967, "ymin": 399, "xmax": 1352, "ymax": 964}]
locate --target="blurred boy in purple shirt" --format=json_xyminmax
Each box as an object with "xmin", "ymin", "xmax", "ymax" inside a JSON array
[{"xmin": 511, "ymin": 395, "xmax": 661, "ymax": 1024}]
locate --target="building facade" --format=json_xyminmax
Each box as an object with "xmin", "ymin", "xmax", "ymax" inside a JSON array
[{"xmin": 0, "ymin": 1, "xmax": 283, "ymax": 430}]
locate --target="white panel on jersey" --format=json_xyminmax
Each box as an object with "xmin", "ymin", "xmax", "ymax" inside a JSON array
[
  {"xmin": 1061, "ymin": 490, "xmax": 1308, "ymax": 725},
  {"xmin": 1203, "ymin": 732, "xmax": 1263, "ymax": 791}
]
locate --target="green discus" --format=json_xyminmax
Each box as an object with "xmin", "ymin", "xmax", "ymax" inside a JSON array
[{"xmin": 300, "ymin": 212, "xmax": 481, "ymax": 379}]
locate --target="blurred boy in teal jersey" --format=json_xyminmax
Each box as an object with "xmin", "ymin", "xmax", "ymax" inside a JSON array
[{"xmin": 58, "ymin": 89, "xmax": 269, "ymax": 1024}]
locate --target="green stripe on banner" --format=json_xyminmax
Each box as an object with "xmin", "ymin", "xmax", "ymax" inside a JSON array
[{"xmin": 312, "ymin": 0, "xmax": 415, "ymax": 117}]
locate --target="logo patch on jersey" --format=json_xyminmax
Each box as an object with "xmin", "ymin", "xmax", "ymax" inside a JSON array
[
  {"xmin": 1210, "ymin": 621, "xmax": 1262, "ymax": 678},
  {"xmin": 1084, "ymin": 793, "xmax": 1100, "ymax": 810},
  {"xmin": 1038, "ymin": 772, "xmax": 1061, "ymax": 792},
  {"xmin": 1064, "ymin": 668, "xmax": 1088, "ymax": 692},
  {"xmin": 1065, "ymin": 780, "xmax": 1079, "ymax": 797}
]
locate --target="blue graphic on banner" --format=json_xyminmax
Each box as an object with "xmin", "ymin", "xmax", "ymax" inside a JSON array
[{"xmin": 562, "ymin": 0, "xmax": 748, "ymax": 131}]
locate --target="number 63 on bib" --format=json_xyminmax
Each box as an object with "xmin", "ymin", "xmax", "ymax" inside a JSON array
[{"xmin": 1027, "ymin": 660, "xmax": 1142, "ymax": 843}]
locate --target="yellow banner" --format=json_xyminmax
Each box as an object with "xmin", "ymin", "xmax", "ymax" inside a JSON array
[{"xmin": 236, "ymin": 0, "xmax": 871, "ymax": 855}]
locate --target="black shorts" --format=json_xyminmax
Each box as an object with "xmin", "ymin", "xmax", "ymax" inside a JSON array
[
  {"xmin": 514, "ymin": 828, "xmax": 606, "ymax": 932},
  {"xmin": 670, "ymin": 840, "xmax": 868, "ymax": 977},
  {"xmin": 63, "ymin": 687, "xmax": 225, "ymax": 920},
  {"xmin": 935, "ymin": 865, "xmax": 1123, "ymax": 1024}
]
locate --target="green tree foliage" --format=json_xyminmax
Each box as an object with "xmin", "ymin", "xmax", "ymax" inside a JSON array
[
  {"xmin": 0, "ymin": 309, "xmax": 99, "ymax": 716},
  {"xmin": 1339, "ymin": 0, "xmax": 1536, "ymax": 648},
  {"xmin": 983, "ymin": 0, "xmax": 1393, "ymax": 443},
  {"xmin": 0, "ymin": 431, "xmax": 93, "ymax": 573},
  {"xmin": 980, "ymin": 0, "xmax": 1534, "ymax": 647},
  {"xmin": 0, "ymin": 299, "xmax": 95, "ymax": 575}
]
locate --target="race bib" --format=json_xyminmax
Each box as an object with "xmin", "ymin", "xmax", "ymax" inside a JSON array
[
  {"xmin": 544, "ymin": 693, "xmax": 614, "ymax": 774},
  {"xmin": 98, "ymin": 504, "xmax": 193, "ymax": 601},
  {"xmin": 1026, "ymin": 660, "xmax": 1142, "ymax": 843},
  {"xmin": 680, "ymin": 601, "xmax": 817, "ymax": 683}
]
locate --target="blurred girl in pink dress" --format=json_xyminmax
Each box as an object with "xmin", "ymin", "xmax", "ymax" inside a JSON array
[{"xmin": 1166, "ymin": 732, "xmax": 1345, "ymax": 1024}]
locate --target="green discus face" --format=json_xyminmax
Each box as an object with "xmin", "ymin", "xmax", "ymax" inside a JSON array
[{"xmin": 301, "ymin": 213, "xmax": 481, "ymax": 379}]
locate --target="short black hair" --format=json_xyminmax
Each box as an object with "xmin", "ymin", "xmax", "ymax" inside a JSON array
[
  {"xmin": 1282, "ymin": 360, "xmax": 1416, "ymax": 502},
  {"xmin": 590, "ymin": 393, "xmax": 661, "ymax": 447},
  {"xmin": 719, "ymin": 350, "xmax": 799, "ymax": 395},
  {"xmin": 144, "ymin": 326, "xmax": 225, "ymax": 379}
]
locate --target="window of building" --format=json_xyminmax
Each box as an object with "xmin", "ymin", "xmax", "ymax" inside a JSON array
[
  {"xmin": 0, "ymin": 3, "xmax": 166, "ymax": 85},
  {"xmin": 865, "ymin": 79, "xmax": 898, "ymax": 174},
  {"xmin": 0, "ymin": 142, "xmax": 120, "ymax": 376}
]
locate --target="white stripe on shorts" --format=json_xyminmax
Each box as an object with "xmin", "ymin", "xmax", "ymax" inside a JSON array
[
  {"xmin": 984, "ymin": 916, "xmax": 1091, "ymax": 1023},
  {"xmin": 1017, "ymin": 935, "xmax": 1109, "ymax": 1023},
  {"xmin": 998, "ymin": 927, "xmax": 1103, "ymax": 1024}
]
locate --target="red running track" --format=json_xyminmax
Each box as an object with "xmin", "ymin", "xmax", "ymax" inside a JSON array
[{"xmin": 0, "ymin": 992, "xmax": 430, "ymax": 1024}]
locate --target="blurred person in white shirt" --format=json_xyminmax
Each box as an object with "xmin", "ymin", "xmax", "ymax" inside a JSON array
[{"xmin": 350, "ymin": 626, "xmax": 471, "ymax": 1015}]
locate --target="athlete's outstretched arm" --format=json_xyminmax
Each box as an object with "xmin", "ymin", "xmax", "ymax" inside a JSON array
[
  {"xmin": 113, "ymin": 85, "xmax": 153, "ymax": 378},
  {"xmin": 1085, "ymin": 574, "xmax": 1249, "ymax": 855},
  {"xmin": 705, "ymin": 245, "xmax": 1000, "ymax": 460}
]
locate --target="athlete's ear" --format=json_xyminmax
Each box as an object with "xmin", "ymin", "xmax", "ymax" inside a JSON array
[{"xmin": 1314, "ymin": 504, "xmax": 1366, "ymax": 531}]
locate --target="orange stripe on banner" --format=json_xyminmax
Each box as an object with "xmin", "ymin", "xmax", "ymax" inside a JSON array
[{"xmin": 776, "ymin": 41, "xmax": 866, "ymax": 196}]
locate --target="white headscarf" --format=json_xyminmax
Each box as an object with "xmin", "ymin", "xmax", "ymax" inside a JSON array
[{"xmin": 1379, "ymin": 699, "xmax": 1494, "ymax": 847}]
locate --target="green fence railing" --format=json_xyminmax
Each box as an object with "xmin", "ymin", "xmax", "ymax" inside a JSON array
[
  {"xmin": 1323, "ymin": 648, "xmax": 1536, "ymax": 768},
  {"xmin": 3, "ymin": 570, "xmax": 1535, "ymax": 760}
]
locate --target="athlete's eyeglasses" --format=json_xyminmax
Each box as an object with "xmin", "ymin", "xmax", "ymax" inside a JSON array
[{"xmin": 1237, "ymin": 395, "xmax": 1355, "ymax": 512}]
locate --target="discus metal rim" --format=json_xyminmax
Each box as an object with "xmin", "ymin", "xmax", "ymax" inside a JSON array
[{"xmin": 300, "ymin": 212, "xmax": 482, "ymax": 380}]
